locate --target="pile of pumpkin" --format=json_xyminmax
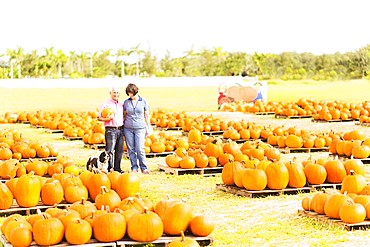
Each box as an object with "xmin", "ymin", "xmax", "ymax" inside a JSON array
[
  {"xmin": 5, "ymin": 109, "xmax": 107, "ymax": 146},
  {"xmin": 0, "ymin": 128, "xmax": 59, "ymax": 161},
  {"xmin": 0, "ymin": 169, "xmax": 214, "ymax": 246},
  {"xmin": 0, "ymin": 156, "xmax": 80, "ymax": 180},
  {"xmin": 165, "ymin": 125, "xmax": 285, "ymax": 169},
  {"xmin": 301, "ymin": 170, "xmax": 370, "ymax": 224},
  {"xmin": 221, "ymin": 154, "xmax": 365, "ymax": 191},
  {"xmin": 150, "ymin": 110, "xmax": 190, "ymax": 129},
  {"xmin": 222, "ymin": 123, "xmax": 335, "ymax": 149},
  {"xmin": 329, "ymin": 129, "xmax": 370, "ymax": 159},
  {"xmin": 0, "ymin": 112, "xmax": 19, "ymax": 124},
  {"xmin": 220, "ymin": 97, "xmax": 370, "ymax": 120}
]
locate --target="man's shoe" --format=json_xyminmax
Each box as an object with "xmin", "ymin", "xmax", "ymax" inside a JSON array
[
  {"xmin": 131, "ymin": 170, "xmax": 138, "ymax": 173},
  {"xmin": 142, "ymin": 170, "xmax": 150, "ymax": 174}
]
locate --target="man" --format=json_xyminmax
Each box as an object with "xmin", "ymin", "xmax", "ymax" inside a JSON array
[{"xmin": 98, "ymin": 87, "xmax": 124, "ymax": 172}]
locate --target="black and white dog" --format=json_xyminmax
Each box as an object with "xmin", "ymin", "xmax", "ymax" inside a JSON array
[{"xmin": 86, "ymin": 151, "xmax": 110, "ymax": 173}]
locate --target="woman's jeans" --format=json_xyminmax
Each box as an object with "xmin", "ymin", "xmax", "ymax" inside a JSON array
[
  {"xmin": 105, "ymin": 127, "xmax": 125, "ymax": 172},
  {"xmin": 124, "ymin": 127, "xmax": 148, "ymax": 171}
]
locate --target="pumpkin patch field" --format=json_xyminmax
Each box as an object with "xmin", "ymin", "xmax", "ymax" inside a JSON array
[{"xmin": 2, "ymin": 80, "xmax": 370, "ymax": 246}]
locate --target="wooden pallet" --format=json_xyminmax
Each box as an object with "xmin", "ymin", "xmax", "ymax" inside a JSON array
[
  {"xmin": 18, "ymin": 157, "xmax": 58, "ymax": 162},
  {"xmin": 278, "ymin": 147, "xmax": 329, "ymax": 154},
  {"xmin": 158, "ymin": 164, "xmax": 223, "ymax": 176},
  {"xmin": 298, "ymin": 209, "xmax": 370, "ymax": 231},
  {"xmin": 116, "ymin": 234, "xmax": 213, "ymax": 246},
  {"xmin": 275, "ymin": 115, "xmax": 313, "ymax": 119},
  {"xmin": 154, "ymin": 126, "xmax": 183, "ymax": 131},
  {"xmin": 328, "ymin": 154, "xmax": 370, "ymax": 164},
  {"xmin": 45, "ymin": 129, "xmax": 64, "ymax": 134},
  {"xmin": 254, "ymin": 112, "xmax": 275, "ymax": 115},
  {"xmin": 0, "ymin": 200, "xmax": 70, "ymax": 216},
  {"xmin": 182, "ymin": 130, "xmax": 224, "ymax": 136},
  {"xmin": 63, "ymin": 135, "xmax": 83, "ymax": 141},
  {"xmin": 16, "ymin": 120, "xmax": 30, "ymax": 124},
  {"xmin": 30, "ymin": 124, "xmax": 44, "ymax": 128},
  {"xmin": 84, "ymin": 143, "xmax": 106, "ymax": 150},
  {"xmin": 123, "ymin": 151, "xmax": 174, "ymax": 158},
  {"xmin": 0, "ymin": 235, "xmax": 116, "ymax": 247},
  {"xmin": 216, "ymin": 184, "xmax": 312, "ymax": 198},
  {"xmin": 309, "ymin": 183, "xmax": 342, "ymax": 191},
  {"xmin": 355, "ymin": 122, "xmax": 370, "ymax": 127},
  {"xmin": 311, "ymin": 118, "xmax": 358, "ymax": 123}
]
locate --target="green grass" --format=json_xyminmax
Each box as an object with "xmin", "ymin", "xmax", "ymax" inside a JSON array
[{"xmin": 1, "ymin": 80, "xmax": 369, "ymax": 114}]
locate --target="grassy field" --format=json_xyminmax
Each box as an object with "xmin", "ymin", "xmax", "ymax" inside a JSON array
[
  {"xmin": 0, "ymin": 79, "xmax": 369, "ymax": 113},
  {"xmin": 1, "ymin": 79, "xmax": 370, "ymax": 247}
]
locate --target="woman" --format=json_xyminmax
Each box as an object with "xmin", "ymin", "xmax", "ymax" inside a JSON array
[{"xmin": 123, "ymin": 83, "xmax": 152, "ymax": 173}]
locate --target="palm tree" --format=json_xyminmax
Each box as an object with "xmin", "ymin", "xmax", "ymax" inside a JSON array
[
  {"xmin": 6, "ymin": 46, "xmax": 25, "ymax": 78},
  {"xmin": 55, "ymin": 49, "xmax": 68, "ymax": 78},
  {"xmin": 78, "ymin": 51, "xmax": 89, "ymax": 75},
  {"xmin": 116, "ymin": 48, "xmax": 130, "ymax": 77},
  {"xmin": 129, "ymin": 44, "xmax": 144, "ymax": 77},
  {"xmin": 42, "ymin": 47, "xmax": 55, "ymax": 77},
  {"xmin": 86, "ymin": 51, "xmax": 99, "ymax": 78}
]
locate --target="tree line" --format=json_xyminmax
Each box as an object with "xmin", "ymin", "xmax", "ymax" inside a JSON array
[{"xmin": 0, "ymin": 44, "xmax": 369, "ymax": 80}]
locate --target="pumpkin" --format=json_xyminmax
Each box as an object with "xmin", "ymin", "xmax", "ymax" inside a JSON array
[
  {"xmin": 304, "ymin": 162, "xmax": 327, "ymax": 185},
  {"xmin": 221, "ymin": 160, "xmax": 244, "ymax": 186},
  {"xmin": 218, "ymin": 153, "xmax": 234, "ymax": 166},
  {"xmin": 343, "ymin": 159, "xmax": 365, "ymax": 176},
  {"xmin": 93, "ymin": 209, "xmax": 126, "ymax": 242},
  {"xmin": 352, "ymin": 144, "xmax": 370, "ymax": 159},
  {"xmin": 324, "ymin": 159, "xmax": 347, "ymax": 183},
  {"xmin": 168, "ymin": 231, "xmax": 200, "ymax": 247},
  {"xmin": 168, "ymin": 154, "xmax": 182, "ymax": 168},
  {"xmin": 41, "ymin": 179, "xmax": 64, "ymax": 205},
  {"xmin": 33, "ymin": 214, "xmax": 65, "ymax": 246},
  {"xmin": 265, "ymin": 161, "xmax": 289, "ymax": 190},
  {"xmin": 154, "ymin": 194, "xmax": 182, "ymax": 218},
  {"xmin": 162, "ymin": 201, "xmax": 193, "ymax": 235},
  {"xmin": 203, "ymin": 139, "xmax": 224, "ymax": 158},
  {"xmin": 115, "ymin": 172, "xmax": 140, "ymax": 200},
  {"xmin": 4, "ymin": 218, "xmax": 32, "ymax": 241},
  {"xmin": 179, "ymin": 153, "xmax": 196, "ymax": 169},
  {"xmin": 324, "ymin": 192, "xmax": 353, "ymax": 219},
  {"xmin": 310, "ymin": 189, "xmax": 333, "ymax": 214},
  {"xmin": 301, "ymin": 197, "xmax": 311, "ymax": 211},
  {"xmin": 234, "ymin": 169, "xmax": 246, "ymax": 188},
  {"xmin": 14, "ymin": 172, "xmax": 41, "ymax": 207},
  {"xmin": 285, "ymin": 135, "xmax": 303, "ymax": 148},
  {"xmin": 127, "ymin": 207, "xmax": 164, "ymax": 242},
  {"xmin": 8, "ymin": 223, "xmax": 33, "ymax": 247},
  {"xmin": 340, "ymin": 170, "xmax": 367, "ymax": 194},
  {"xmin": 118, "ymin": 197, "xmax": 145, "ymax": 212},
  {"xmin": 189, "ymin": 211, "xmax": 215, "ymax": 236},
  {"xmin": 86, "ymin": 170, "xmax": 111, "ymax": 201},
  {"xmin": 95, "ymin": 185, "xmax": 121, "ymax": 210},
  {"xmin": 64, "ymin": 184, "xmax": 89, "ymax": 203},
  {"xmin": 70, "ymin": 197, "xmax": 97, "ymax": 219},
  {"xmin": 0, "ymin": 181, "xmax": 14, "ymax": 210},
  {"xmin": 188, "ymin": 126, "xmax": 202, "ymax": 144},
  {"xmin": 242, "ymin": 164, "xmax": 267, "ymax": 191},
  {"xmin": 101, "ymin": 108, "xmax": 115, "ymax": 118},
  {"xmin": 135, "ymin": 193, "xmax": 154, "ymax": 211},
  {"xmin": 339, "ymin": 200, "xmax": 366, "ymax": 224},
  {"xmin": 222, "ymin": 139, "xmax": 242, "ymax": 157},
  {"xmin": 285, "ymin": 161, "xmax": 306, "ymax": 188},
  {"xmin": 57, "ymin": 210, "xmax": 81, "ymax": 230},
  {"xmin": 0, "ymin": 159, "xmax": 18, "ymax": 179},
  {"xmin": 65, "ymin": 218, "xmax": 92, "ymax": 245},
  {"xmin": 193, "ymin": 152, "xmax": 209, "ymax": 168}
]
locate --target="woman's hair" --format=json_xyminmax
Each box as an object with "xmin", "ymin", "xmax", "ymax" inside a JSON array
[{"xmin": 126, "ymin": 83, "xmax": 139, "ymax": 96}]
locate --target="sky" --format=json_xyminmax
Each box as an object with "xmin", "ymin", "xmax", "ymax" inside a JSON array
[{"xmin": 1, "ymin": 0, "xmax": 369, "ymax": 60}]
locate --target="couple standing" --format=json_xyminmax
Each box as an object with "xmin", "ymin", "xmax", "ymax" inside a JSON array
[{"xmin": 98, "ymin": 83, "xmax": 152, "ymax": 174}]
